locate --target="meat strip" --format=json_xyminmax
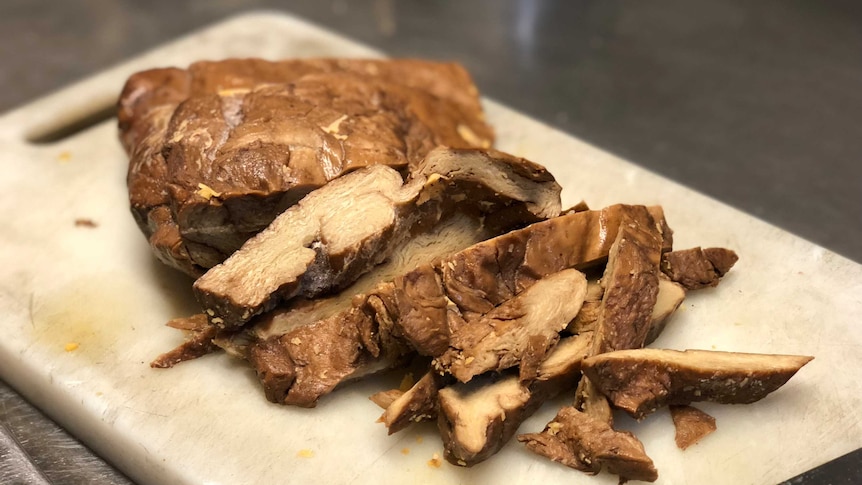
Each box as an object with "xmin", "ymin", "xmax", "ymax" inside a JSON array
[
  {"xmin": 581, "ymin": 348, "xmax": 814, "ymax": 419},
  {"xmin": 670, "ymin": 405, "xmax": 717, "ymax": 450},
  {"xmin": 661, "ymin": 247, "xmax": 739, "ymax": 290}
]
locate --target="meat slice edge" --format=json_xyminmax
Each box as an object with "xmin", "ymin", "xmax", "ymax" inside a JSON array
[{"xmin": 581, "ymin": 348, "xmax": 814, "ymax": 419}]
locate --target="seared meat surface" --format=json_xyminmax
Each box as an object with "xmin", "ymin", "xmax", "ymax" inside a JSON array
[{"xmin": 119, "ymin": 59, "xmax": 494, "ymax": 275}]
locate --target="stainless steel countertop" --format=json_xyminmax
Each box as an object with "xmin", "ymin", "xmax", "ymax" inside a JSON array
[{"xmin": 1, "ymin": 1, "xmax": 860, "ymax": 483}]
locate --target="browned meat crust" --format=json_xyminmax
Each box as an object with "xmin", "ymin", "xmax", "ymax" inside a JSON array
[
  {"xmin": 581, "ymin": 349, "xmax": 813, "ymax": 419},
  {"xmin": 661, "ymin": 247, "xmax": 739, "ymax": 290},
  {"xmin": 670, "ymin": 405, "xmax": 717, "ymax": 450},
  {"xmin": 518, "ymin": 406, "xmax": 658, "ymax": 482},
  {"xmin": 119, "ymin": 58, "xmax": 495, "ymax": 276}
]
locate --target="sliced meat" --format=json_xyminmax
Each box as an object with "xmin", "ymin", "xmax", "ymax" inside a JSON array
[
  {"xmin": 433, "ymin": 269, "xmax": 588, "ymax": 383},
  {"xmin": 591, "ymin": 205, "xmax": 664, "ymax": 355},
  {"xmin": 248, "ymin": 283, "xmax": 411, "ymax": 407},
  {"xmin": 379, "ymin": 370, "xmax": 445, "ymax": 434},
  {"xmin": 581, "ymin": 349, "xmax": 814, "ymax": 419},
  {"xmin": 119, "ymin": 58, "xmax": 494, "ymax": 276},
  {"xmin": 531, "ymin": 208, "xmax": 668, "ymax": 480},
  {"xmin": 574, "ymin": 206, "xmax": 665, "ymax": 420},
  {"xmin": 437, "ymin": 333, "xmax": 591, "ymax": 467},
  {"xmin": 194, "ymin": 147, "xmax": 562, "ymax": 329},
  {"xmin": 206, "ymin": 209, "xmax": 513, "ymax": 365},
  {"xmin": 241, "ymin": 205, "xmax": 671, "ymax": 406},
  {"xmin": 670, "ymin": 405, "xmax": 717, "ymax": 450},
  {"xmin": 661, "ymin": 247, "xmax": 739, "ymax": 290},
  {"xmin": 518, "ymin": 406, "xmax": 658, "ymax": 482}
]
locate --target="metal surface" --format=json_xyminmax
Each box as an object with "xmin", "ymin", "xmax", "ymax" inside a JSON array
[
  {"xmin": 0, "ymin": 1, "xmax": 859, "ymax": 484},
  {"xmin": 779, "ymin": 448, "xmax": 862, "ymax": 485}
]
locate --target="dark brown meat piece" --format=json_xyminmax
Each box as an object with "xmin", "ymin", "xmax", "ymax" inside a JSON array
[
  {"xmin": 670, "ymin": 405, "xmax": 717, "ymax": 450},
  {"xmin": 119, "ymin": 58, "xmax": 494, "ymax": 276},
  {"xmin": 661, "ymin": 247, "xmax": 739, "ymax": 290},
  {"xmin": 194, "ymin": 147, "xmax": 562, "ymax": 329},
  {"xmin": 437, "ymin": 333, "xmax": 592, "ymax": 467},
  {"xmin": 581, "ymin": 348, "xmax": 814, "ymax": 419},
  {"xmin": 518, "ymin": 406, "xmax": 658, "ymax": 482}
]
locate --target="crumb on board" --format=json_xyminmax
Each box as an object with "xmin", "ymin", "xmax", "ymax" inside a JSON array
[
  {"xmin": 427, "ymin": 452, "xmax": 442, "ymax": 468},
  {"xmin": 296, "ymin": 449, "xmax": 314, "ymax": 458},
  {"xmin": 64, "ymin": 342, "xmax": 79, "ymax": 352},
  {"xmin": 57, "ymin": 151, "xmax": 71, "ymax": 162},
  {"xmin": 400, "ymin": 447, "xmax": 410, "ymax": 455},
  {"xmin": 415, "ymin": 436, "xmax": 423, "ymax": 444},
  {"xmin": 74, "ymin": 218, "xmax": 98, "ymax": 228}
]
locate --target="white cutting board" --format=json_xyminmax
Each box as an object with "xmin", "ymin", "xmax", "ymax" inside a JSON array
[{"xmin": 0, "ymin": 12, "xmax": 859, "ymax": 485}]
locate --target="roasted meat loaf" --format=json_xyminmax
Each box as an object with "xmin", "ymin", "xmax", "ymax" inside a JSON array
[{"xmin": 118, "ymin": 58, "xmax": 494, "ymax": 276}]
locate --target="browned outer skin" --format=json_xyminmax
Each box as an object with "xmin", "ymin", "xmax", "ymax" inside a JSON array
[
  {"xmin": 661, "ymin": 247, "xmax": 739, "ymax": 290},
  {"xmin": 670, "ymin": 405, "xmax": 717, "ymax": 450},
  {"xmin": 518, "ymin": 406, "xmax": 658, "ymax": 482},
  {"xmin": 581, "ymin": 349, "xmax": 814, "ymax": 419},
  {"xmin": 118, "ymin": 58, "xmax": 495, "ymax": 276}
]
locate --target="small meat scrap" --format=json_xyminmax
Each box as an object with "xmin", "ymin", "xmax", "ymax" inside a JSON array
[
  {"xmin": 74, "ymin": 218, "xmax": 98, "ymax": 228},
  {"xmin": 670, "ymin": 405, "xmax": 717, "ymax": 450},
  {"xmin": 581, "ymin": 349, "xmax": 813, "ymax": 419},
  {"xmin": 661, "ymin": 247, "xmax": 738, "ymax": 290},
  {"xmin": 518, "ymin": 406, "xmax": 658, "ymax": 483},
  {"xmin": 150, "ymin": 314, "xmax": 220, "ymax": 368},
  {"xmin": 379, "ymin": 370, "xmax": 445, "ymax": 434},
  {"xmin": 437, "ymin": 333, "xmax": 592, "ymax": 467},
  {"xmin": 434, "ymin": 269, "xmax": 588, "ymax": 383}
]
